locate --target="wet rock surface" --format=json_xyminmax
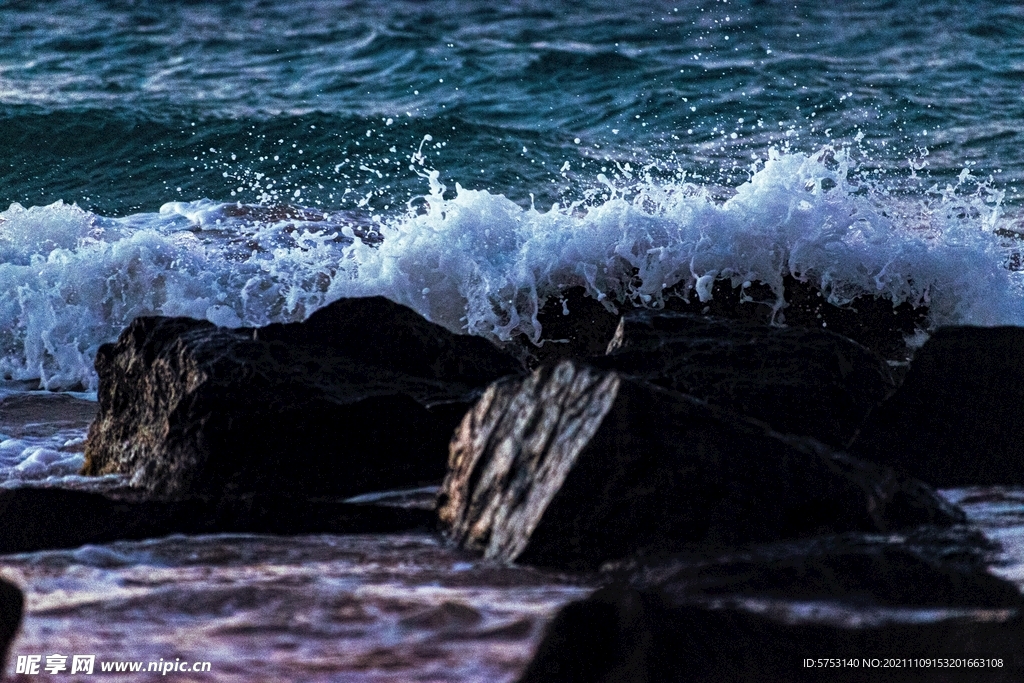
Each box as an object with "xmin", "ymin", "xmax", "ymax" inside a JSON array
[
  {"xmin": 605, "ymin": 531, "xmax": 1018, "ymax": 609},
  {"xmin": 518, "ymin": 583, "xmax": 1024, "ymax": 683},
  {"xmin": 594, "ymin": 311, "xmax": 895, "ymax": 447},
  {"xmin": 850, "ymin": 326, "xmax": 1024, "ymax": 487},
  {"xmin": 439, "ymin": 360, "xmax": 962, "ymax": 571},
  {"xmin": 660, "ymin": 276, "xmax": 930, "ymax": 363},
  {"xmin": 82, "ymin": 296, "xmax": 523, "ymax": 498},
  {"xmin": 0, "ymin": 487, "xmax": 435, "ymax": 554},
  {"xmin": 524, "ymin": 276, "xmax": 929, "ymax": 366},
  {"xmin": 523, "ymin": 522, "xmax": 1022, "ymax": 682},
  {"xmin": 527, "ymin": 287, "xmax": 623, "ymax": 362}
]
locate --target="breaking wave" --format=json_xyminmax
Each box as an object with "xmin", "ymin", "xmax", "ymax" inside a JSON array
[{"xmin": 1, "ymin": 147, "xmax": 1020, "ymax": 390}]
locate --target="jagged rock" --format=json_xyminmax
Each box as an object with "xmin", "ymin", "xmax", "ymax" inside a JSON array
[
  {"xmin": 849, "ymin": 326, "xmax": 1024, "ymax": 486},
  {"xmin": 83, "ymin": 296, "xmax": 524, "ymax": 498},
  {"xmin": 0, "ymin": 487, "xmax": 434, "ymax": 554},
  {"xmin": 518, "ymin": 584, "xmax": 1024, "ymax": 683},
  {"xmin": 594, "ymin": 312, "xmax": 895, "ymax": 447},
  {"xmin": 0, "ymin": 578, "xmax": 22, "ymax": 674},
  {"xmin": 438, "ymin": 360, "xmax": 963, "ymax": 571}
]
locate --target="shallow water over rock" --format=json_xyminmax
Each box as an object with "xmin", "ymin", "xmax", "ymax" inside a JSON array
[{"xmin": 2, "ymin": 533, "xmax": 593, "ymax": 682}]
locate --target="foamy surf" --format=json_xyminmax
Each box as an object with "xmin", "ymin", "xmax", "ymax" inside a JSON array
[{"xmin": 0, "ymin": 147, "xmax": 1020, "ymax": 390}]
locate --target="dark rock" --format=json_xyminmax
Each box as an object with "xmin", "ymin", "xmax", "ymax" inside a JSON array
[
  {"xmin": 82, "ymin": 296, "xmax": 523, "ymax": 498},
  {"xmin": 439, "ymin": 360, "xmax": 963, "ymax": 571},
  {"xmin": 661, "ymin": 275, "xmax": 929, "ymax": 363},
  {"xmin": 0, "ymin": 486, "xmax": 435, "ymax": 554},
  {"xmin": 518, "ymin": 585, "xmax": 663, "ymax": 683},
  {"xmin": 253, "ymin": 296, "xmax": 522, "ymax": 386},
  {"xmin": 519, "ymin": 584, "xmax": 1024, "ymax": 683},
  {"xmin": 0, "ymin": 578, "xmax": 22, "ymax": 674},
  {"xmin": 849, "ymin": 326, "xmax": 1024, "ymax": 487},
  {"xmin": 607, "ymin": 534, "xmax": 1021, "ymax": 609},
  {"xmin": 594, "ymin": 312, "xmax": 895, "ymax": 447},
  {"xmin": 527, "ymin": 286, "xmax": 622, "ymax": 365},
  {"xmin": 519, "ymin": 275, "xmax": 927, "ymax": 371}
]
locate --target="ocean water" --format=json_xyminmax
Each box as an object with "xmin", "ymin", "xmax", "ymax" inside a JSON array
[
  {"xmin": 0, "ymin": 0, "xmax": 1021, "ymax": 391},
  {"xmin": 1, "ymin": 1, "xmax": 1024, "ymax": 679}
]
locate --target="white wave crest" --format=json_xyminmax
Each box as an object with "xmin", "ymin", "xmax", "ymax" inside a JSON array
[
  {"xmin": 0, "ymin": 148, "xmax": 1020, "ymax": 389},
  {"xmin": 335, "ymin": 148, "xmax": 1022, "ymax": 340}
]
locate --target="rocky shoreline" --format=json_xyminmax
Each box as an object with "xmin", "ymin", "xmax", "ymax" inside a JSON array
[{"xmin": 2, "ymin": 284, "xmax": 1024, "ymax": 680}]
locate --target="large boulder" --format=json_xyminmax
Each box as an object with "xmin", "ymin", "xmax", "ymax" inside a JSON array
[
  {"xmin": 518, "ymin": 583, "xmax": 1024, "ymax": 683},
  {"xmin": 0, "ymin": 487, "xmax": 435, "ymax": 554},
  {"xmin": 438, "ymin": 360, "xmax": 963, "ymax": 571},
  {"xmin": 594, "ymin": 312, "xmax": 896, "ymax": 447},
  {"xmin": 83, "ymin": 296, "xmax": 523, "ymax": 498},
  {"xmin": 849, "ymin": 326, "xmax": 1024, "ymax": 486}
]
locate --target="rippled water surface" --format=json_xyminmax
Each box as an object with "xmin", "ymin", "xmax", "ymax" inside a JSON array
[
  {"xmin": 3, "ymin": 534, "xmax": 593, "ymax": 682},
  {"xmin": 2, "ymin": 0, "xmax": 1024, "ymax": 211}
]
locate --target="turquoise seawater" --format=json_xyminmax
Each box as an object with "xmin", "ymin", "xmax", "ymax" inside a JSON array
[
  {"xmin": 0, "ymin": 0, "xmax": 1021, "ymax": 388},
  {"xmin": 2, "ymin": 0, "xmax": 1024, "ymax": 212}
]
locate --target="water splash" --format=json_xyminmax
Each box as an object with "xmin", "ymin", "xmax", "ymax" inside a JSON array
[
  {"xmin": 0, "ymin": 147, "xmax": 1020, "ymax": 390},
  {"xmin": 336, "ymin": 147, "xmax": 1021, "ymax": 340}
]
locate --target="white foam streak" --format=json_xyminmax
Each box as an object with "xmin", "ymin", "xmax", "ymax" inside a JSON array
[{"xmin": 0, "ymin": 149, "xmax": 1020, "ymax": 389}]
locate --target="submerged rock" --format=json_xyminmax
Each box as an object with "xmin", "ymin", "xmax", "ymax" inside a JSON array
[
  {"xmin": 0, "ymin": 487, "xmax": 434, "ymax": 554},
  {"xmin": 849, "ymin": 326, "xmax": 1024, "ymax": 487},
  {"xmin": 82, "ymin": 296, "xmax": 523, "ymax": 498},
  {"xmin": 518, "ymin": 583, "xmax": 1024, "ymax": 683},
  {"xmin": 595, "ymin": 312, "xmax": 895, "ymax": 447},
  {"xmin": 438, "ymin": 360, "xmax": 962, "ymax": 571}
]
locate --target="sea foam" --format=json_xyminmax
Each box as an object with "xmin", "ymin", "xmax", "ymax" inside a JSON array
[{"xmin": 1, "ymin": 148, "xmax": 1020, "ymax": 390}]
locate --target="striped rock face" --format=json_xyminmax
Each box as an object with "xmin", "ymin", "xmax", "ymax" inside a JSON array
[{"xmin": 439, "ymin": 360, "xmax": 963, "ymax": 571}]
